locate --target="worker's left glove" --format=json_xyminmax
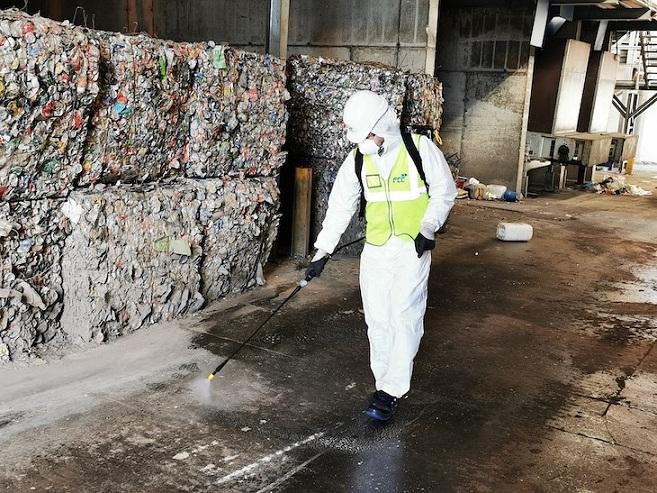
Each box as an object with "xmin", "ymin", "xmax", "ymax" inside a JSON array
[
  {"xmin": 305, "ymin": 250, "xmax": 329, "ymax": 280},
  {"xmin": 414, "ymin": 231, "xmax": 436, "ymax": 258}
]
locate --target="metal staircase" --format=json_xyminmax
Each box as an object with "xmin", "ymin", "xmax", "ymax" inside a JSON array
[
  {"xmin": 639, "ymin": 32, "xmax": 657, "ymax": 88},
  {"xmin": 612, "ymin": 30, "xmax": 657, "ymax": 89}
]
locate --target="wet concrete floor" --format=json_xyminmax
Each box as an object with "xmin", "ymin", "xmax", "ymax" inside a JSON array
[{"xmin": 1, "ymin": 185, "xmax": 657, "ymax": 492}]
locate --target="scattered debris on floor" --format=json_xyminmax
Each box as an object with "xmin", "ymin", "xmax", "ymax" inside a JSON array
[
  {"xmin": 457, "ymin": 177, "xmax": 523, "ymax": 202},
  {"xmin": 581, "ymin": 175, "xmax": 654, "ymax": 196}
]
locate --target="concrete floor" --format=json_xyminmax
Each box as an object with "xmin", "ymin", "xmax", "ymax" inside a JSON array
[{"xmin": 2, "ymin": 175, "xmax": 657, "ymax": 492}]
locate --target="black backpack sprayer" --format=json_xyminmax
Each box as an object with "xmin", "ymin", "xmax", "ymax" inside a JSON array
[{"xmin": 207, "ymin": 236, "xmax": 365, "ymax": 382}]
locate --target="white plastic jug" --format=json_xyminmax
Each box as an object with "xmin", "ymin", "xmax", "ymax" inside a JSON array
[{"xmin": 496, "ymin": 222, "xmax": 533, "ymax": 242}]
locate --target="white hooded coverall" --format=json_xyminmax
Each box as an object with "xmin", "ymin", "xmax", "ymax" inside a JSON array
[{"xmin": 314, "ymin": 117, "xmax": 457, "ymax": 398}]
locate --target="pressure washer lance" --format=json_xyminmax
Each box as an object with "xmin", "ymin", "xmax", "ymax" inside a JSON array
[{"xmin": 207, "ymin": 236, "xmax": 365, "ymax": 381}]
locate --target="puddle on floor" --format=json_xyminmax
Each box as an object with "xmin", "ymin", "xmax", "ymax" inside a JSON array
[{"xmin": 599, "ymin": 266, "xmax": 657, "ymax": 305}]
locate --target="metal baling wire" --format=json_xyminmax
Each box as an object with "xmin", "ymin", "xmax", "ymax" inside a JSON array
[{"xmin": 72, "ymin": 7, "xmax": 88, "ymax": 27}]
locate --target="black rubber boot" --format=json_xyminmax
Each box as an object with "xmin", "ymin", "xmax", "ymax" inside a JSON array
[{"xmin": 364, "ymin": 390, "xmax": 399, "ymax": 421}]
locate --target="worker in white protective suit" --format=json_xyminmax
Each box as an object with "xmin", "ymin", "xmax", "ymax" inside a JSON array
[{"xmin": 305, "ymin": 90, "xmax": 457, "ymax": 421}]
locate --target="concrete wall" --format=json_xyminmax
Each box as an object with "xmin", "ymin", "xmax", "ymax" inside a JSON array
[
  {"xmin": 288, "ymin": 0, "xmax": 430, "ymax": 72},
  {"xmin": 41, "ymin": 0, "xmax": 431, "ymax": 73},
  {"xmin": 436, "ymin": 2, "xmax": 534, "ymax": 190}
]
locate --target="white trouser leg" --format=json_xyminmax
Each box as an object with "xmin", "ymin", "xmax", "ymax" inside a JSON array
[
  {"xmin": 359, "ymin": 244, "xmax": 394, "ymax": 385},
  {"xmin": 360, "ymin": 239, "xmax": 431, "ymax": 398}
]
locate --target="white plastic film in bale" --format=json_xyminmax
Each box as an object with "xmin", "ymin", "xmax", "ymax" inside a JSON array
[{"xmin": 0, "ymin": 200, "xmax": 70, "ymax": 360}]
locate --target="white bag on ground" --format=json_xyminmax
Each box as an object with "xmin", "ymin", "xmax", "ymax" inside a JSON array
[
  {"xmin": 486, "ymin": 184, "xmax": 507, "ymax": 199},
  {"xmin": 496, "ymin": 222, "xmax": 533, "ymax": 242}
]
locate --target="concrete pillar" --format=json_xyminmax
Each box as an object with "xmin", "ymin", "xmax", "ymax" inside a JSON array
[
  {"xmin": 425, "ymin": 0, "xmax": 439, "ymax": 75},
  {"xmin": 517, "ymin": 48, "xmax": 535, "ymax": 193},
  {"xmin": 268, "ymin": 0, "xmax": 290, "ymax": 59}
]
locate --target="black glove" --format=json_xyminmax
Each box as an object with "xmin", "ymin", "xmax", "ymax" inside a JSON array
[
  {"xmin": 414, "ymin": 233, "xmax": 436, "ymax": 258},
  {"xmin": 305, "ymin": 256, "xmax": 329, "ymax": 280}
]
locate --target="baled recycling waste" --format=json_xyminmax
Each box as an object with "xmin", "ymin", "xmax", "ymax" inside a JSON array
[
  {"xmin": 286, "ymin": 55, "xmax": 444, "ymax": 255},
  {"xmin": 187, "ymin": 47, "xmax": 288, "ymax": 179},
  {"xmin": 61, "ymin": 178, "xmax": 279, "ymax": 344},
  {"xmin": 0, "ymin": 200, "xmax": 70, "ymax": 360},
  {"xmin": 80, "ymin": 34, "xmax": 288, "ymax": 185},
  {"xmin": 0, "ymin": 13, "xmax": 100, "ymax": 201},
  {"xmin": 0, "ymin": 10, "xmax": 286, "ymax": 361},
  {"xmin": 78, "ymin": 33, "xmax": 195, "ymax": 186}
]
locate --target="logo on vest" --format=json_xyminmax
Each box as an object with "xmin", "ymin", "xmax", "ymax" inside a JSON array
[{"xmin": 392, "ymin": 173, "xmax": 408, "ymax": 184}]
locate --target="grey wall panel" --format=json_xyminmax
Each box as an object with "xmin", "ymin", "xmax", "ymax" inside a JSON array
[
  {"xmin": 154, "ymin": 0, "xmax": 269, "ymax": 45},
  {"xmin": 436, "ymin": 3, "xmax": 535, "ymax": 189},
  {"xmin": 460, "ymin": 72, "xmax": 529, "ymax": 187},
  {"xmin": 38, "ymin": 0, "xmax": 430, "ymax": 72}
]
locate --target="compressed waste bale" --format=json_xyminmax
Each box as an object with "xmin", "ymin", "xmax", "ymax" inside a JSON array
[
  {"xmin": 286, "ymin": 55, "xmax": 408, "ymax": 160},
  {"xmin": 187, "ymin": 46, "xmax": 289, "ymax": 179},
  {"xmin": 200, "ymin": 177, "xmax": 280, "ymax": 300},
  {"xmin": 79, "ymin": 37, "xmax": 289, "ymax": 184},
  {"xmin": 60, "ymin": 182, "xmax": 205, "ymax": 343},
  {"xmin": 402, "ymin": 73, "xmax": 443, "ymax": 134},
  {"xmin": 0, "ymin": 10, "xmax": 100, "ymax": 201},
  {"xmin": 0, "ymin": 200, "xmax": 70, "ymax": 360},
  {"xmin": 78, "ymin": 32, "xmax": 196, "ymax": 186},
  {"xmin": 61, "ymin": 177, "xmax": 280, "ymax": 343}
]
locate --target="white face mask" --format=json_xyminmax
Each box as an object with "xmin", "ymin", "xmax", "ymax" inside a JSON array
[{"xmin": 358, "ymin": 139, "xmax": 380, "ymax": 156}]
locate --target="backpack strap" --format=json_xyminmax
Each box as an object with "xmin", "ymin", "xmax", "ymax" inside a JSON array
[
  {"xmin": 401, "ymin": 132, "xmax": 429, "ymax": 193},
  {"xmin": 354, "ymin": 149, "xmax": 366, "ymax": 219}
]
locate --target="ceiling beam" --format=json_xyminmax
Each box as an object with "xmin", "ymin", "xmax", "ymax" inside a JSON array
[
  {"xmin": 551, "ymin": 0, "xmax": 620, "ymax": 8},
  {"xmin": 531, "ymin": 0, "xmax": 550, "ymax": 48},
  {"xmin": 574, "ymin": 7, "xmax": 651, "ymax": 19},
  {"xmin": 594, "ymin": 20, "xmax": 609, "ymax": 49},
  {"xmin": 608, "ymin": 20, "xmax": 657, "ymax": 30}
]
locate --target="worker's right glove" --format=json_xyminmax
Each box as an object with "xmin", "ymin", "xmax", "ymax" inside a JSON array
[
  {"xmin": 414, "ymin": 233, "xmax": 436, "ymax": 258},
  {"xmin": 305, "ymin": 252, "xmax": 329, "ymax": 280}
]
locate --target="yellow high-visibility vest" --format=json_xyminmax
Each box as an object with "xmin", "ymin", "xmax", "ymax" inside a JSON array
[{"xmin": 361, "ymin": 134, "xmax": 429, "ymax": 246}]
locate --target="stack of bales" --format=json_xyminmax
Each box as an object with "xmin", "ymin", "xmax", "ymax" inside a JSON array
[
  {"xmin": 286, "ymin": 55, "xmax": 444, "ymax": 255},
  {"xmin": 0, "ymin": 10, "xmax": 288, "ymax": 361}
]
